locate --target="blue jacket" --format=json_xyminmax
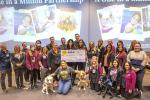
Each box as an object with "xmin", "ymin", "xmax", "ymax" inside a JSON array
[{"xmin": 0, "ymin": 50, "xmax": 12, "ymax": 71}]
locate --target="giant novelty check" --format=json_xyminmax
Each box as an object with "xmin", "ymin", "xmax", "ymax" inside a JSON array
[{"xmin": 61, "ymin": 50, "xmax": 86, "ymax": 62}]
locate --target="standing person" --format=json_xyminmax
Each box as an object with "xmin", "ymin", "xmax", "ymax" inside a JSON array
[
  {"xmin": 97, "ymin": 39, "xmax": 105, "ymax": 64},
  {"xmin": 21, "ymin": 42, "xmax": 30, "ymax": 82},
  {"xmin": 0, "ymin": 44, "xmax": 12, "ymax": 93},
  {"xmin": 59, "ymin": 37, "xmax": 67, "ymax": 50},
  {"xmin": 116, "ymin": 45, "xmax": 127, "ymax": 69},
  {"xmin": 39, "ymin": 47, "xmax": 49, "ymax": 82},
  {"xmin": 11, "ymin": 45, "xmax": 25, "ymax": 89},
  {"xmin": 87, "ymin": 41, "xmax": 99, "ymax": 67},
  {"xmin": 127, "ymin": 42, "xmax": 147, "ymax": 92},
  {"xmin": 107, "ymin": 40, "xmax": 116, "ymax": 55},
  {"xmin": 102, "ymin": 44, "xmax": 115, "ymax": 75},
  {"xmin": 35, "ymin": 40, "xmax": 42, "ymax": 82},
  {"xmin": 116, "ymin": 40, "xmax": 127, "ymax": 54},
  {"xmin": 128, "ymin": 40, "xmax": 138, "ymax": 53},
  {"xmin": 46, "ymin": 36, "xmax": 55, "ymax": 51},
  {"xmin": 47, "ymin": 44, "xmax": 61, "ymax": 74},
  {"xmin": 26, "ymin": 45, "xmax": 40, "ymax": 89}
]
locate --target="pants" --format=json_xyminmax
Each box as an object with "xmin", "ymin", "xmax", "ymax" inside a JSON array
[
  {"xmin": 75, "ymin": 62, "xmax": 86, "ymax": 71},
  {"xmin": 136, "ymin": 70, "xmax": 145, "ymax": 91},
  {"xmin": 58, "ymin": 80, "xmax": 72, "ymax": 95},
  {"xmin": 14, "ymin": 68, "xmax": 23, "ymax": 87},
  {"xmin": 37, "ymin": 69, "xmax": 41, "ymax": 81},
  {"xmin": 68, "ymin": 62, "xmax": 76, "ymax": 85},
  {"xmin": 30, "ymin": 69, "xmax": 37, "ymax": 86},
  {"xmin": 104, "ymin": 66, "xmax": 109, "ymax": 75},
  {"xmin": 24, "ymin": 67, "xmax": 30, "ymax": 82},
  {"xmin": 90, "ymin": 82, "xmax": 99, "ymax": 92},
  {"xmin": 0, "ymin": 69, "xmax": 12, "ymax": 91}
]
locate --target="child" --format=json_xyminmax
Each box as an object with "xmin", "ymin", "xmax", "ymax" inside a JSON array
[{"xmin": 52, "ymin": 60, "xmax": 77, "ymax": 95}]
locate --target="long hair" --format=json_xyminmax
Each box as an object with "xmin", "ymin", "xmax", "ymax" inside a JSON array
[
  {"xmin": 112, "ymin": 59, "xmax": 120, "ymax": 68},
  {"xmin": 123, "ymin": 61, "xmax": 132, "ymax": 74},
  {"xmin": 14, "ymin": 45, "xmax": 21, "ymax": 54},
  {"xmin": 67, "ymin": 39, "xmax": 74, "ymax": 49},
  {"xmin": 104, "ymin": 44, "xmax": 112, "ymax": 55}
]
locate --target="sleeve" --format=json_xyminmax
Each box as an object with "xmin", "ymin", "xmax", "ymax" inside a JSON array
[
  {"xmin": 130, "ymin": 71, "xmax": 136, "ymax": 91},
  {"xmin": 25, "ymin": 52, "xmax": 31, "ymax": 70},
  {"xmin": 53, "ymin": 68, "xmax": 60, "ymax": 75},
  {"xmin": 141, "ymin": 51, "xmax": 148, "ymax": 67},
  {"xmin": 11, "ymin": 54, "xmax": 16, "ymax": 67},
  {"xmin": 69, "ymin": 67, "xmax": 75, "ymax": 73},
  {"xmin": 47, "ymin": 51, "xmax": 52, "ymax": 68},
  {"xmin": 127, "ymin": 52, "xmax": 131, "ymax": 62}
]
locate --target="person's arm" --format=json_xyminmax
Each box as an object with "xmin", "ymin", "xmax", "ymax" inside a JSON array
[
  {"xmin": 52, "ymin": 67, "xmax": 60, "ymax": 76},
  {"xmin": 38, "ymin": 54, "xmax": 44, "ymax": 69},
  {"xmin": 127, "ymin": 51, "xmax": 131, "ymax": 62},
  {"xmin": 141, "ymin": 51, "xmax": 148, "ymax": 67}
]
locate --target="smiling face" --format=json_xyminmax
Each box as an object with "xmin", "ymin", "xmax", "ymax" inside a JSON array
[
  {"xmin": 134, "ymin": 43, "xmax": 141, "ymax": 52},
  {"xmin": 125, "ymin": 62, "xmax": 130, "ymax": 71},
  {"xmin": 113, "ymin": 60, "xmax": 118, "ymax": 68}
]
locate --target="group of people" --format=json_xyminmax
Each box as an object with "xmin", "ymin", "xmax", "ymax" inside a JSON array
[{"xmin": 0, "ymin": 34, "xmax": 149, "ymax": 99}]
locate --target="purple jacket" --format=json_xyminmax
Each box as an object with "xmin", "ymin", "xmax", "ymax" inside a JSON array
[
  {"xmin": 26, "ymin": 50, "xmax": 40, "ymax": 70},
  {"xmin": 125, "ymin": 70, "xmax": 136, "ymax": 92}
]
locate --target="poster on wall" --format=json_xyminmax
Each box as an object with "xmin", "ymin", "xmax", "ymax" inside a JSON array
[
  {"xmin": 14, "ymin": 10, "xmax": 36, "ymax": 42},
  {"xmin": 55, "ymin": 9, "xmax": 82, "ymax": 40},
  {"xmin": 31, "ymin": 5, "xmax": 56, "ymax": 40},
  {"xmin": 0, "ymin": 7, "xmax": 14, "ymax": 42},
  {"xmin": 119, "ymin": 7, "xmax": 144, "ymax": 41},
  {"xmin": 97, "ymin": 5, "xmax": 124, "ymax": 40}
]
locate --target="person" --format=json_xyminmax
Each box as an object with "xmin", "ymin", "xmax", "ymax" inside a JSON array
[
  {"xmin": 118, "ymin": 62, "xmax": 141, "ymax": 99},
  {"xmin": 46, "ymin": 36, "xmax": 55, "ymax": 51},
  {"xmin": 26, "ymin": 44, "xmax": 40, "ymax": 89},
  {"xmin": 127, "ymin": 42, "xmax": 147, "ymax": 92},
  {"xmin": 97, "ymin": 39, "xmax": 105, "ymax": 64},
  {"xmin": 39, "ymin": 47, "xmax": 50, "ymax": 81},
  {"xmin": 21, "ymin": 42, "xmax": 30, "ymax": 82},
  {"xmin": 102, "ymin": 44, "xmax": 115, "ymax": 75},
  {"xmin": 88, "ymin": 56, "xmax": 99, "ymax": 92},
  {"xmin": 0, "ymin": 13, "xmax": 7, "ymax": 35},
  {"xmin": 116, "ymin": 40, "xmax": 127, "ymax": 54},
  {"xmin": 47, "ymin": 44, "xmax": 61, "ymax": 74},
  {"xmin": 107, "ymin": 40, "xmax": 115, "ymax": 54},
  {"xmin": 11, "ymin": 45, "xmax": 25, "ymax": 89},
  {"xmin": 128, "ymin": 40, "xmax": 138, "ymax": 53},
  {"xmin": 124, "ymin": 13, "xmax": 142, "ymax": 34},
  {"xmin": 59, "ymin": 37, "xmax": 67, "ymax": 50},
  {"xmin": 18, "ymin": 15, "xmax": 34, "ymax": 35},
  {"xmin": 52, "ymin": 60, "xmax": 78, "ymax": 95},
  {"xmin": 35, "ymin": 40, "xmax": 42, "ymax": 82},
  {"xmin": 116, "ymin": 45, "xmax": 127, "ymax": 68},
  {"xmin": 0, "ymin": 44, "xmax": 12, "ymax": 93}
]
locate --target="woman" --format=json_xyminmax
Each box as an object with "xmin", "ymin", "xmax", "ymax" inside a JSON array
[
  {"xmin": 116, "ymin": 45, "xmax": 127, "ymax": 69},
  {"xmin": 11, "ymin": 45, "xmax": 25, "ymax": 89},
  {"xmin": 39, "ymin": 47, "xmax": 49, "ymax": 81},
  {"xmin": 26, "ymin": 44, "xmax": 40, "ymax": 89},
  {"xmin": 116, "ymin": 40, "xmax": 127, "ymax": 54},
  {"xmin": 97, "ymin": 39, "xmax": 105, "ymax": 64},
  {"xmin": 47, "ymin": 44, "xmax": 61, "ymax": 74},
  {"xmin": 128, "ymin": 40, "xmax": 138, "ymax": 53},
  {"xmin": 52, "ymin": 60, "xmax": 77, "ymax": 95},
  {"xmin": 127, "ymin": 42, "xmax": 147, "ymax": 92},
  {"xmin": 102, "ymin": 44, "xmax": 115, "ymax": 75}
]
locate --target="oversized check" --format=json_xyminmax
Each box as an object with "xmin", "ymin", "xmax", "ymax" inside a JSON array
[{"xmin": 61, "ymin": 50, "xmax": 86, "ymax": 62}]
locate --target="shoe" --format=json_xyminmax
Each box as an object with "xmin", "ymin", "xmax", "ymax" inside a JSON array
[
  {"xmin": 34, "ymin": 84, "xmax": 38, "ymax": 88},
  {"xmin": 20, "ymin": 85, "xmax": 25, "ymax": 88},
  {"xmin": 37, "ymin": 80, "xmax": 41, "ymax": 83}
]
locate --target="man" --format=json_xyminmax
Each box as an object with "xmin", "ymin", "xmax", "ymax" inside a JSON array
[
  {"xmin": 0, "ymin": 44, "xmax": 12, "ymax": 93},
  {"xmin": 46, "ymin": 36, "xmax": 55, "ymax": 51},
  {"xmin": 59, "ymin": 37, "xmax": 67, "ymax": 50}
]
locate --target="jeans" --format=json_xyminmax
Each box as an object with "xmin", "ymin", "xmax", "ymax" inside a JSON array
[
  {"xmin": 58, "ymin": 80, "xmax": 72, "ymax": 95},
  {"xmin": 0, "ymin": 69, "xmax": 12, "ymax": 91},
  {"xmin": 14, "ymin": 68, "xmax": 23, "ymax": 87}
]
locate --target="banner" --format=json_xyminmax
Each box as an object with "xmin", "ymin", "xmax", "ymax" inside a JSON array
[{"xmin": 61, "ymin": 50, "xmax": 86, "ymax": 62}]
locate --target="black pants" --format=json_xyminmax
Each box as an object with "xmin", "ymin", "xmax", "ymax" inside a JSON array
[
  {"xmin": 136, "ymin": 70, "xmax": 144, "ymax": 91},
  {"xmin": 37, "ymin": 69, "xmax": 41, "ymax": 81},
  {"xmin": 14, "ymin": 68, "xmax": 23, "ymax": 87},
  {"xmin": 90, "ymin": 82, "xmax": 99, "ymax": 92},
  {"xmin": 24, "ymin": 67, "xmax": 30, "ymax": 82},
  {"xmin": 30, "ymin": 69, "xmax": 37, "ymax": 86},
  {"xmin": 0, "ymin": 69, "xmax": 12, "ymax": 91},
  {"xmin": 104, "ymin": 66, "xmax": 109, "ymax": 75}
]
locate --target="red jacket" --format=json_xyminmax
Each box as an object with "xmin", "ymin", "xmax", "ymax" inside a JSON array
[{"xmin": 26, "ymin": 50, "xmax": 40, "ymax": 70}]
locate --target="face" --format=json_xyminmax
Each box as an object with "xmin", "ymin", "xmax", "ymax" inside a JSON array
[
  {"xmin": 36, "ymin": 41, "xmax": 41, "ymax": 47},
  {"xmin": 131, "ymin": 14, "xmax": 141, "ymax": 25},
  {"xmin": 98, "ymin": 40, "xmax": 103, "ymax": 46},
  {"xmin": 118, "ymin": 46, "xmax": 123, "ymax": 52},
  {"xmin": 61, "ymin": 61, "xmax": 67, "ymax": 69},
  {"xmin": 61, "ymin": 38, "xmax": 66, "ymax": 44},
  {"xmin": 22, "ymin": 42, "xmax": 27, "ymax": 48},
  {"xmin": 89, "ymin": 42, "xmax": 94, "ymax": 48},
  {"xmin": 53, "ymin": 44, "xmax": 58, "ymax": 51},
  {"xmin": 113, "ymin": 60, "xmax": 118, "ymax": 67},
  {"xmin": 69, "ymin": 40, "xmax": 73, "ymax": 46},
  {"xmin": 43, "ymin": 47, "xmax": 47, "ymax": 54},
  {"xmin": 134, "ymin": 43, "xmax": 141, "ymax": 52},
  {"xmin": 30, "ymin": 45, "xmax": 35, "ymax": 51},
  {"xmin": 50, "ymin": 37, "xmax": 55, "ymax": 44},
  {"xmin": 14, "ymin": 45, "xmax": 21, "ymax": 53},
  {"xmin": 75, "ymin": 34, "xmax": 80, "ymax": 41},
  {"xmin": 107, "ymin": 45, "xmax": 111, "ymax": 52},
  {"xmin": 23, "ymin": 16, "xmax": 32, "ymax": 26},
  {"xmin": 108, "ymin": 40, "xmax": 113, "ymax": 45},
  {"xmin": 125, "ymin": 63, "xmax": 130, "ymax": 71},
  {"xmin": 79, "ymin": 41, "xmax": 83, "ymax": 46}
]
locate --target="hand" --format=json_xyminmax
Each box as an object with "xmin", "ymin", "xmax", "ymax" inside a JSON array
[
  {"xmin": 132, "ymin": 67, "xmax": 136, "ymax": 71},
  {"xmin": 98, "ymin": 81, "xmax": 101, "ymax": 84},
  {"xmin": 136, "ymin": 68, "xmax": 140, "ymax": 72},
  {"xmin": 16, "ymin": 63, "xmax": 22, "ymax": 67},
  {"xmin": 40, "ymin": 66, "xmax": 44, "ymax": 70},
  {"xmin": 128, "ymin": 89, "xmax": 132, "ymax": 94},
  {"xmin": 48, "ymin": 67, "xmax": 51, "ymax": 71},
  {"xmin": 117, "ymin": 86, "xmax": 120, "ymax": 90}
]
